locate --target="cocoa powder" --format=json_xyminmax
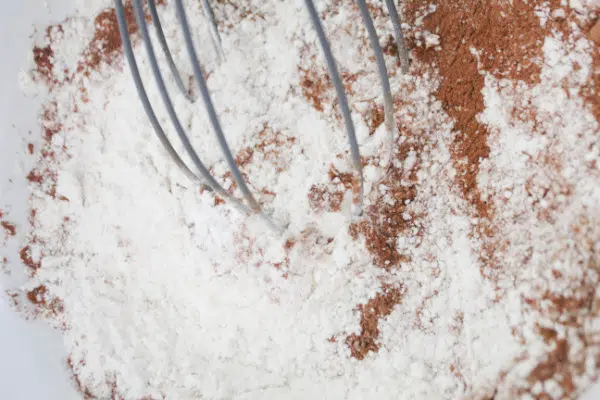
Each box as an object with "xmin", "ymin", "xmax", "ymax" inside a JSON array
[
  {"xmin": 364, "ymin": 103, "xmax": 385, "ymax": 136},
  {"xmin": 33, "ymin": 45, "xmax": 55, "ymax": 84},
  {"xmin": 77, "ymin": 2, "xmax": 139, "ymax": 76},
  {"xmin": 582, "ymin": 17, "xmax": 600, "ymax": 123},
  {"xmin": 32, "ymin": 25, "xmax": 68, "ymax": 87},
  {"xmin": 348, "ymin": 130, "xmax": 422, "ymax": 271},
  {"xmin": 299, "ymin": 67, "xmax": 331, "ymax": 113},
  {"xmin": 19, "ymin": 245, "xmax": 41, "ymax": 271},
  {"xmin": 67, "ymin": 357, "xmax": 94, "ymax": 400},
  {"xmin": 345, "ymin": 285, "xmax": 405, "ymax": 360},
  {"xmin": 1, "ymin": 221, "xmax": 16, "ymax": 237},
  {"xmin": 404, "ymin": 0, "xmax": 556, "ymax": 219},
  {"xmin": 26, "ymin": 285, "xmax": 48, "ymax": 306}
]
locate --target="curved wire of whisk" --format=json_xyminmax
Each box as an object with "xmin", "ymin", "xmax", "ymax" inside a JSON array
[
  {"xmin": 384, "ymin": 0, "xmax": 410, "ymax": 74},
  {"xmin": 116, "ymin": 0, "xmax": 252, "ymax": 216},
  {"xmin": 303, "ymin": 0, "xmax": 410, "ymax": 214},
  {"xmin": 172, "ymin": 0, "xmax": 264, "ymax": 215},
  {"xmin": 115, "ymin": 0, "xmax": 410, "ymax": 227},
  {"xmin": 356, "ymin": 0, "xmax": 396, "ymax": 169},
  {"xmin": 303, "ymin": 0, "xmax": 364, "ymax": 215},
  {"xmin": 200, "ymin": 0, "xmax": 225, "ymax": 62},
  {"xmin": 145, "ymin": 0, "xmax": 194, "ymax": 102},
  {"xmin": 114, "ymin": 0, "xmax": 206, "ymax": 190}
]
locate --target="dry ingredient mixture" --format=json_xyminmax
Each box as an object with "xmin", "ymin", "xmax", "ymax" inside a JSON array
[{"xmin": 1, "ymin": 0, "xmax": 599, "ymax": 398}]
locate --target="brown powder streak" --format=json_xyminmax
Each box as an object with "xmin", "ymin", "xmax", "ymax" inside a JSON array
[
  {"xmin": 404, "ymin": 0, "xmax": 553, "ymax": 219},
  {"xmin": 67, "ymin": 357, "xmax": 95, "ymax": 400},
  {"xmin": 348, "ymin": 134, "xmax": 422, "ymax": 270},
  {"xmin": 345, "ymin": 286, "xmax": 405, "ymax": 360}
]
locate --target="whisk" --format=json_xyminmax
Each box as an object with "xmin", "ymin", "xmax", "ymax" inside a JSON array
[{"xmin": 114, "ymin": 0, "xmax": 410, "ymax": 227}]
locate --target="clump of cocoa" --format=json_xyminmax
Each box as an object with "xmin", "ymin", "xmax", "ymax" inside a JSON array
[
  {"xmin": 349, "ymin": 133, "xmax": 422, "ymax": 270},
  {"xmin": 77, "ymin": 3, "xmax": 138, "ymax": 76},
  {"xmin": 20, "ymin": 246, "xmax": 41, "ymax": 271},
  {"xmin": 345, "ymin": 285, "xmax": 405, "ymax": 360},
  {"xmin": 1, "ymin": 221, "xmax": 17, "ymax": 237},
  {"xmin": 33, "ymin": 45, "xmax": 56, "ymax": 84},
  {"xmin": 0, "ymin": 208, "xmax": 17, "ymax": 237},
  {"xmin": 364, "ymin": 103, "xmax": 385, "ymax": 136}
]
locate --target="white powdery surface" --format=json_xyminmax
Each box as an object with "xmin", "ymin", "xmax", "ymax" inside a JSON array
[{"xmin": 5, "ymin": 0, "xmax": 597, "ymax": 399}]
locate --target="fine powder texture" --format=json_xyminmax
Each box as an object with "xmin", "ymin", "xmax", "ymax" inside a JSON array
[{"xmin": 2, "ymin": 0, "xmax": 600, "ymax": 399}]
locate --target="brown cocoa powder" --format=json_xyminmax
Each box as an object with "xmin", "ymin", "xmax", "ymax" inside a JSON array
[
  {"xmin": 582, "ymin": 22, "xmax": 600, "ymax": 122},
  {"xmin": 67, "ymin": 357, "xmax": 94, "ymax": 400},
  {"xmin": 32, "ymin": 25, "xmax": 68, "ymax": 87},
  {"xmin": 345, "ymin": 285, "xmax": 405, "ymax": 360},
  {"xmin": 20, "ymin": 245, "xmax": 41, "ymax": 271},
  {"xmin": 26, "ymin": 285, "xmax": 48, "ymax": 306},
  {"xmin": 1, "ymin": 221, "xmax": 16, "ymax": 237},
  {"xmin": 26, "ymin": 170, "xmax": 44, "ymax": 184},
  {"xmin": 77, "ymin": 2, "xmax": 138, "ymax": 76},
  {"xmin": 299, "ymin": 67, "xmax": 331, "ymax": 112},
  {"xmin": 404, "ymin": 0, "xmax": 557, "ymax": 220},
  {"xmin": 590, "ymin": 20, "xmax": 600, "ymax": 45},
  {"xmin": 33, "ymin": 45, "xmax": 55, "ymax": 84},
  {"xmin": 348, "ymin": 131, "xmax": 422, "ymax": 271},
  {"xmin": 364, "ymin": 103, "xmax": 385, "ymax": 136}
]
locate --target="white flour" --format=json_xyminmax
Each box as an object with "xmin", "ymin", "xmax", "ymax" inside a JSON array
[{"xmin": 1, "ymin": 0, "xmax": 598, "ymax": 399}]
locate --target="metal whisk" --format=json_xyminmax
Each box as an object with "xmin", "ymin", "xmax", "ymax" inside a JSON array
[{"xmin": 114, "ymin": 0, "xmax": 409, "ymax": 228}]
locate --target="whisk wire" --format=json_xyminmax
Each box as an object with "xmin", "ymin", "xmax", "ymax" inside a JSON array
[
  {"xmin": 114, "ymin": 0, "xmax": 211, "ymax": 191},
  {"xmin": 174, "ymin": 0, "xmax": 263, "ymax": 214},
  {"xmin": 304, "ymin": 0, "xmax": 364, "ymax": 216},
  {"xmin": 146, "ymin": 0, "xmax": 195, "ymax": 102},
  {"xmin": 200, "ymin": 0, "xmax": 225, "ymax": 62},
  {"xmin": 384, "ymin": 0, "xmax": 410, "ymax": 73},
  {"xmin": 130, "ymin": 0, "xmax": 255, "ymax": 213},
  {"xmin": 117, "ymin": 0, "xmax": 412, "ymax": 228},
  {"xmin": 356, "ymin": 0, "xmax": 396, "ymax": 167}
]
